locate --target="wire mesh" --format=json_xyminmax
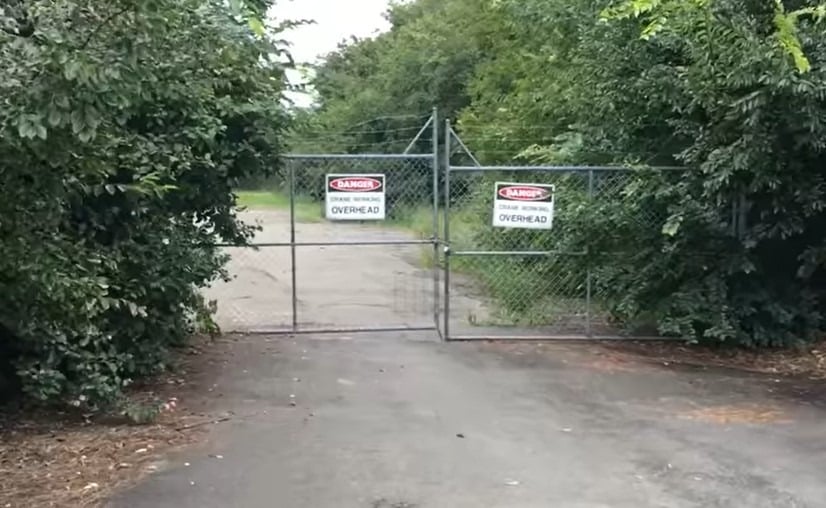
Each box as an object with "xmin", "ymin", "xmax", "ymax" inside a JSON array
[
  {"xmin": 445, "ymin": 166, "xmax": 673, "ymax": 338},
  {"xmin": 292, "ymin": 244, "xmax": 435, "ymax": 330},
  {"xmin": 286, "ymin": 155, "xmax": 436, "ymax": 241},
  {"xmin": 205, "ymin": 112, "xmax": 691, "ymax": 339},
  {"xmin": 208, "ymin": 153, "xmax": 439, "ymax": 334},
  {"xmin": 203, "ymin": 246, "xmax": 294, "ymax": 333}
]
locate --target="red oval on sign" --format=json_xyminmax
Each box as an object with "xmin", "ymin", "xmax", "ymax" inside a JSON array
[
  {"xmin": 498, "ymin": 186, "xmax": 550, "ymax": 201},
  {"xmin": 330, "ymin": 177, "xmax": 383, "ymax": 192}
]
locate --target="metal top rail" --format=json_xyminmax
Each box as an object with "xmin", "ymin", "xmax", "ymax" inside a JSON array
[
  {"xmin": 284, "ymin": 153, "xmax": 433, "ymax": 160},
  {"xmin": 449, "ymin": 164, "xmax": 685, "ymax": 172}
]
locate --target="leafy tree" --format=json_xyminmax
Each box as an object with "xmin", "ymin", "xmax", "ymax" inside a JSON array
[
  {"xmin": 298, "ymin": 0, "xmax": 826, "ymax": 346},
  {"xmin": 290, "ymin": 0, "xmax": 495, "ymax": 153},
  {"xmin": 601, "ymin": 0, "xmax": 826, "ymax": 72},
  {"xmin": 576, "ymin": 0, "xmax": 826, "ymax": 344},
  {"xmin": 0, "ymin": 0, "xmax": 290, "ymax": 406}
]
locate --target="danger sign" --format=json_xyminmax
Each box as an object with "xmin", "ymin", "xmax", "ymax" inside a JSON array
[
  {"xmin": 325, "ymin": 174, "xmax": 386, "ymax": 221},
  {"xmin": 492, "ymin": 182, "xmax": 555, "ymax": 230}
]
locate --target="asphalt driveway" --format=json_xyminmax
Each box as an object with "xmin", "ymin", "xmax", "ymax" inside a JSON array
[{"xmin": 109, "ymin": 334, "xmax": 826, "ymax": 508}]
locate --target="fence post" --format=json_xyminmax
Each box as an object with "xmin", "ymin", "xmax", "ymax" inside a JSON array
[
  {"xmin": 586, "ymin": 169, "xmax": 594, "ymax": 338},
  {"xmin": 431, "ymin": 108, "xmax": 443, "ymax": 340},
  {"xmin": 443, "ymin": 120, "xmax": 452, "ymax": 341},
  {"xmin": 289, "ymin": 158, "xmax": 298, "ymax": 332}
]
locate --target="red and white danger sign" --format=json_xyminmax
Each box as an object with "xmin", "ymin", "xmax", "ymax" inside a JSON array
[
  {"xmin": 492, "ymin": 182, "xmax": 555, "ymax": 230},
  {"xmin": 325, "ymin": 174, "xmax": 386, "ymax": 220}
]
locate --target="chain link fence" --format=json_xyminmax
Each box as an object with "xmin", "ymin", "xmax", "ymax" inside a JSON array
[
  {"xmin": 443, "ymin": 158, "xmax": 682, "ymax": 339},
  {"xmin": 203, "ymin": 245, "xmax": 293, "ymax": 332},
  {"xmin": 205, "ymin": 113, "xmax": 691, "ymax": 339},
  {"xmin": 207, "ymin": 152, "xmax": 440, "ymax": 334}
]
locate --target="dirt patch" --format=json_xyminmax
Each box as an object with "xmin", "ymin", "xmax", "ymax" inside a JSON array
[
  {"xmin": 477, "ymin": 340, "xmax": 661, "ymax": 374},
  {"xmin": 676, "ymin": 403, "xmax": 793, "ymax": 425},
  {"xmin": 464, "ymin": 337, "xmax": 826, "ymax": 380},
  {"xmin": 0, "ymin": 338, "xmax": 225, "ymax": 508},
  {"xmin": 0, "ymin": 414, "xmax": 198, "ymax": 508},
  {"xmin": 576, "ymin": 353, "xmax": 651, "ymax": 374},
  {"xmin": 599, "ymin": 339, "xmax": 826, "ymax": 380}
]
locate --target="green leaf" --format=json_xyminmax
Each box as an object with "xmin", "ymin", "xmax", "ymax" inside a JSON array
[
  {"xmin": 774, "ymin": 2, "xmax": 812, "ymax": 73},
  {"xmin": 47, "ymin": 108, "xmax": 63, "ymax": 127},
  {"xmin": 71, "ymin": 110, "xmax": 85, "ymax": 134},
  {"xmin": 17, "ymin": 120, "xmax": 35, "ymax": 139},
  {"xmin": 249, "ymin": 17, "xmax": 265, "ymax": 37},
  {"xmin": 78, "ymin": 129, "xmax": 94, "ymax": 143},
  {"xmin": 64, "ymin": 60, "xmax": 81, "ymax": 80},
  {"xmin": 661, "ymin": 214, "xmax": 683, "ymax": 237}
]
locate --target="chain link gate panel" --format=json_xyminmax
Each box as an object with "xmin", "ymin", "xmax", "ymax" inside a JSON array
[
  {"xmin": 442, "ymin": 123, "xmax": 679, "ymax": 340},
  {"xmin": 207, "ymin": 114, "xmax": 442, "ymax": 335},
  {"xmin": 284, "ymin": 154, "xmax": 440, "ymax": 334}
]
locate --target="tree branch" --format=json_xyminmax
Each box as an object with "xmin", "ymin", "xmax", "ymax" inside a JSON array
[{"xmin": 79, "ymin": 4, "xmax": 135, "ymax": 50}]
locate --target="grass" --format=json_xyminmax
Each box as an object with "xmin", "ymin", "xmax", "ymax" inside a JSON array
[
  {"xmin": 383, "ymin": 204, "xmax": 481, "ymax": 269},
  {"xmin": 393, "ymin": 206, "xmax": 596, "ymax": 328},
  {"xmin": 236, "ymin": 191, "xmax": 322, "ymax": 223}
]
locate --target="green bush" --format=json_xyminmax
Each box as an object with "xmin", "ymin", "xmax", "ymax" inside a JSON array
[
  {"xmin": 0, "ymin": 0, "xmax": 289, "ymax": 406},
  {"xmin": 456, "ymin": 0, "xmax": 826, "ymax": 346},
  {"xmin": 262, "ymin": 0, "xmax": 826, "ymax": 347}
]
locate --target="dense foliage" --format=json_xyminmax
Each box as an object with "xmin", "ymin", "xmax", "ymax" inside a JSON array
[
  {"xmin": 302, "ymin": 0, "xmax": 826, "ymax": 346},
  {"xmin": 0, "ymin": 0, "xmax": 289, "ymax": 405}
]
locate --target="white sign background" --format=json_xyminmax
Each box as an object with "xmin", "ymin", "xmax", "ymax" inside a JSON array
[
  {"xmin": 325, "ymin": 174, "xmax": 386, "ymax": 221},
  {"xmin": 492, "ymin": 182, "xmax": 555, "ymax": 230}
]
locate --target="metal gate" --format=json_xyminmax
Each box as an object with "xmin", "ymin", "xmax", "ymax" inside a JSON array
[
  {"xmin": 207, "ymin": 113, "xmax": 679, "ymax": 340},
  {"xmin": 208, "ymin": 113, "xmax": 441, "ymax": 335},
  {"xmin": 441, "ymin": 121, "xmax": 678, "ymax": 340}
]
